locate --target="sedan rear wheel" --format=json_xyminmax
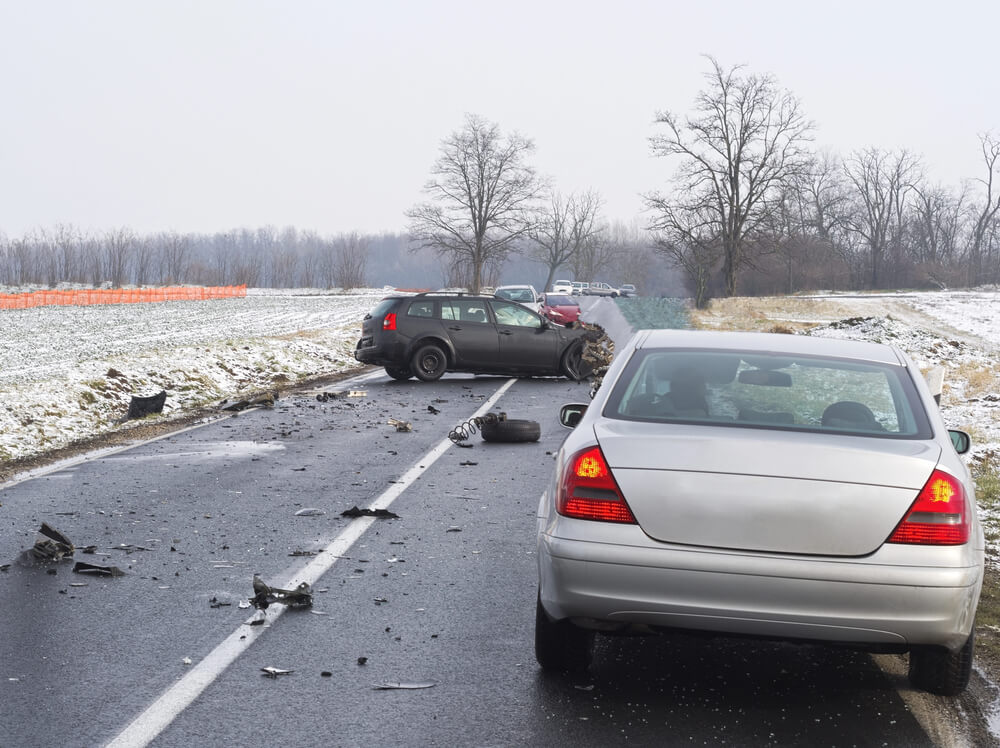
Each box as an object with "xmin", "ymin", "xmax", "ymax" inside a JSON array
[
  {"xmin": 908, "ymin": 627, "xmax": 974, "ymax": 695},
  {"xmin": 410, "ymin": 344, "xmax": 447, "ymax": 381},
  {"xmin": 535, "ymin": 595, "xmax": 593, "ymax": 672},
  {"xmin": 560, "ymin": 342, "xmax": 593, "ymax": 381}
]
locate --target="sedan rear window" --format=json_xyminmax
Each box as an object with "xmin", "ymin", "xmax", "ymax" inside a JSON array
[{"xmin": 605, "ymin": 348, "xmax": 932, "ymax": 438}]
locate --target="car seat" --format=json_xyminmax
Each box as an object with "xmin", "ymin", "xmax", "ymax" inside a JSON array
[{"xmin": 821, "ymin": 401, "xmax": 884, "ymax": 431}]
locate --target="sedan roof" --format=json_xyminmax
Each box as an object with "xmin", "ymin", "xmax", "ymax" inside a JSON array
[{"xmin": 633, "ymin": 328, "xmax": 903, "ymax": 366}]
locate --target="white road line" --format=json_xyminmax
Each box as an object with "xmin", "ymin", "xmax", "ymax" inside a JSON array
[{"xmin": 105, "ymin": 377, "xmax": 517, "ymax": 748}]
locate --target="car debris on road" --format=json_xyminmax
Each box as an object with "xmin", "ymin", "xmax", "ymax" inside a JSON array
[
  {"xmin": 260, "ymin": 666, "xmax": 294, "ymax": 678},
  {"xmin": 250, "ymin": 575, "xmax": 313, "ymax": 610}
]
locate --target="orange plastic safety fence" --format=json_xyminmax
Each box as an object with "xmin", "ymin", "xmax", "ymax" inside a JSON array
[{"xmin": 0, "ymin": 285, "xmax": 247, "ymax": 309}]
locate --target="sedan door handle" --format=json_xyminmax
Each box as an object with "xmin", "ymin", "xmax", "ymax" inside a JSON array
[
  {"xmin": 448, "ymin": 325, "xmax": 462, "ymax": 331},
  {"xmin": 499, "ymin": 330, "xmax": 513, "ymax": 336}
]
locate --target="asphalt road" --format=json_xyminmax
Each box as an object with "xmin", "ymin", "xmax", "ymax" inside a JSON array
[{"xmin": 0, "ymin": 369, "xmax": 959, "ymax": 746}]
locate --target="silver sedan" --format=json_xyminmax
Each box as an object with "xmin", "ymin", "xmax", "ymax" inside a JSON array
[{"xmin": 536, "ymin": 329, "xmax": 984, "ymax": 695}]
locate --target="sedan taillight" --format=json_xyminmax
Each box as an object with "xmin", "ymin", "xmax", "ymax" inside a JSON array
[
  {"xmin": 887, "ymin": 468, "xmax": 969, "ymax": 545},
  {"xmin": 557, "ymin": 446, "xmax": 636, "ymax": 524}
]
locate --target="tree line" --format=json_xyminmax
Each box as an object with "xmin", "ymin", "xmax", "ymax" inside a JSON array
[{"xmin": 3, "ymin": 57, "xmax": 996, "ymax": 302}]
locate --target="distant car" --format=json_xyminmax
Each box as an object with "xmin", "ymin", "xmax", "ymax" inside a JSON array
[
  {"xmin": 539, "ymin": 293, "xmax": 581, "ymax": 325},
  {"xmin": 536, "ymin": 329, "xmax": 983, "ymax": 696},
  {"xmin": 571, "ymin": 282, "xmax": 589, "ymax": 296},
  {"xmin": 551, "ymin": 280, "xmax": 574, "ymax": 295},
  {"xmin": 494, "ymin": 284, "xmax": 542, "ymax": 314},
  {"xmin": 583, "ymin": 282, "xmax": 619, "ymax": 297},
  {"xmin": 353, "ymin": 292, "xmax": 593, "ymax": 381},
  {"xmin": 619, "ymin": 284, "xmax": 637, "ymax": 297}
]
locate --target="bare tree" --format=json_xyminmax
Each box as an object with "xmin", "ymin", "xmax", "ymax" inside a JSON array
[
  {"xmin": 156, "ymin": 231, "xmax": 192, "ymax": 284},
  {"xmin": 647, "ymin": 57, "xmax": 813, "ymax": 297},
  {"xmin": 102, "ymin": 227, "xmax": 136, "ymax": 287},
  {"xmin": 967, "ymin": 132, "xmax": 1000, "ymax": 286},
  {"xmin": 909, "ymin": 182, "xmax": 965, "ymax": 270},
  {"xmin": 406, "ymin": 114, "xmax": 542, "ymax": 294},
  {"xmin": 647, "ymin": 196, "xmax": 723, "ymax": 307},
  {"xmin": 211, "ymin": 231, "xmax": 238, "ymax": 285},
  {"xmin": 527, "ymin": 190, "xmax": 605, "ymax": 291},
  {"xmin": 332, "ymin": 232, "xmax": 369, "ymax": 289},
  {"xmin": 842, "ymin": 148, "xmax": 920, "ymax": 288}
]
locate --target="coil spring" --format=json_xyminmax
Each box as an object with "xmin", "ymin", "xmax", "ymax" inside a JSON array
[{"xmin": 448, "ymin": 411, "xmax": 505, "ymax": 444}]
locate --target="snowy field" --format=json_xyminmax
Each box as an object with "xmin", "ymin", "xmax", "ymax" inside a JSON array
[
  {"xmin": 0, "ymin": 288, "xmax": 386, "ymax": 464},
  {"xmin": 2, "ymin": 286, "xmax": 999, "ymax": 498}
]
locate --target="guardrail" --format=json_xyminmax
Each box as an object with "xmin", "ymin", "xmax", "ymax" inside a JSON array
[{"xmin": 0, "ymin": 285, "xmax": 247, "ymax": 309}]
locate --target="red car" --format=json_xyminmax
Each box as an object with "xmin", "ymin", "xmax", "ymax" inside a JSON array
[{"xmin": 540, "ymin": 293, "xmax": 581, "ymax": 325}]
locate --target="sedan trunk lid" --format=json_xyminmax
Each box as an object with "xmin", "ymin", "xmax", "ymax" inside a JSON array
[{"xmin": 595, "ymin": 421, "xmax": 942, "ymax": 556}]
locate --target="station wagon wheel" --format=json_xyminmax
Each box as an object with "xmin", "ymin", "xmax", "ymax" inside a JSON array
[
  {"xmin": 535, "ymin": 593, "xmax": 593, "ymax": 671},
  {"xmin": 411, "ymin": 344, "xmax": 447, "ymax": 381},
  {"xmin": 560, "ymin": 342, "xmax": 592, "ymax": 381},
  {"xmin": 384, "ymin": 365, "xmax": 413, "ymax": 381},
  {"xmin": 908, "ymin": 627, "xmax": 975, "ymax": 695}
]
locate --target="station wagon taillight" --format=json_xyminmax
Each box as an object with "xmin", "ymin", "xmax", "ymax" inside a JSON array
[
  {"xmin": 383, "ymin": 313, "xmax": 397, "ymax": 331},
  {"xmin": 887, "ymin": 469, "xmax": 969, "ymax": 545},
  {"xmin": 557, "ymin": 446, "xmax": 636, "ymax": 524}
]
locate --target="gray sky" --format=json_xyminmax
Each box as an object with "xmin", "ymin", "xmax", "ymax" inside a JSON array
[{"xmin": 2, "ymin": 1, "xmax": 997, "ymax": 239}]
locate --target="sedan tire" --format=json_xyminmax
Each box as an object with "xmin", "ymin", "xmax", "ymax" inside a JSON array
[
  {"xmin": 480, "ymin": 418, "xmax": 540, "ymax": 443},
  {"xmin": 908, "ymin": 627, "xmax": 975, "ymax": 695},
  {"xmin": 560, "ymin": 342, "xmax": 593, "ymax": 381},
  {"xmin": 535, "ymin": 595, "xmax": 593, "ymax": 672},
  {"xmin": 411, "ymin": 344, "xmax": 447, "ymax": 381}
]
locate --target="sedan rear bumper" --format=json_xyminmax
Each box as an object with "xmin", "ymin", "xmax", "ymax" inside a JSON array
[{"xmin": 538, "ymin": 530, "xmax": 982, "ymax": 650}]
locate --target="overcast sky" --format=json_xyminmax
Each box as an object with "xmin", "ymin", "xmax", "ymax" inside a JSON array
[{"xmin": 2, "ymin": 1, "xmax": 998, "ymax": 239}]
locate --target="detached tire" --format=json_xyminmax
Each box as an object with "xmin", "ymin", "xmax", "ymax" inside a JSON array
[
  {"xmin": 908, "ymin": 627, "xmax": 975, "ymax": 695},
  {"xmin": 535, "ymin": 594, "xmax": 593, "ymax": 672},
  {"xmin": 480, "ymin": 418, "xmax": 540, "ymax": 443},
  {"xmin": 411, "ymin": 344, "xmax": 447, "ymax": 382},
  {"xmin": 385, "ymin": 365, "xmax": 413, "ymax": 381}
]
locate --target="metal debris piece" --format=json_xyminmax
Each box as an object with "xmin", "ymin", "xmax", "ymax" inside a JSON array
[
  {"xmin": 251, "ymin": 575, "xmax": 313, "ymax": 610},
  {"xmin": 446, "ymin": 526, "xmax": 462, "ymax": 533},
  {"xmin": 427, "ymin": 405, "xmax": 440, "ymax": 415},
  {"xmin": 340, "ymin": 506, "xmax": 400, "ymax": 519},
  {"xmin": 73, "ymin": 561, "xmax": 126, "ymax": 577},
  {"xmin": 294, "ymin": 508, "xmax": 326, "ymax": 517},
  {"xmin": 209, "ymin": 597, "xmax": 231, "ymax": 608},
  {"xmin": 387, "ymin": 418, "xmax": 412, "ymax": 432},
  {"xmin": 261, "ymin": 667, "xmax": 294, "ymax": 678},
  {"xmin": 448, "ymin": 411, "xmax": 504, "ymax": 444},
  {"xmin": 221, "ymin": 390, "xmax": 278, "ymax": 412},
  {"xmin": 372, "ymin": 681, "xmax": 436, "ymax": 690},
  {"xmin": 123, "ymin": 390, "xmax": 167, "ymax": 421},
  {"xmin": 579, "ymin": 322, "xmax": 614, "ymax": 396},
  {"xmin": 113, "ymin": 544, "xmax": 151, "ymax": 553},
  {"xmin": 30, "ymin": 523, "xmax": 75, "ymax": 561},
  {"xmin": 317, "ymin": 389, "xmax": 367, "ymax": 402},
  {"xmin": 459, "ymin": 461, "xmax": 478, "ymax": 466},
  {"xmin": 289, "ymin": 549, "xmax": 318, "ymax": 557},
  {"xmin": 357, "ymin": 657, "xmax": 368, "ymax": 666}
]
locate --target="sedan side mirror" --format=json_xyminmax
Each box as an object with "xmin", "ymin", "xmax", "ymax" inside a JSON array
[
  {"xmin": 949, "ymin": 429, "xmax": 971, "ymax": 455},
  {"xmin": 559, "ymin": 403, "xmax": 588, "ymax": 429}
]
